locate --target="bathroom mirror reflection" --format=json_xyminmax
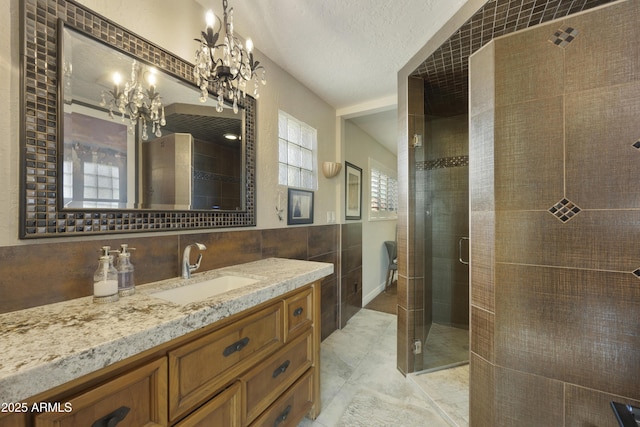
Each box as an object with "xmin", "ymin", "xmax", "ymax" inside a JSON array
[{"xmin": 61, "ymin": 24, "xmax": 246, "ymax": 211}]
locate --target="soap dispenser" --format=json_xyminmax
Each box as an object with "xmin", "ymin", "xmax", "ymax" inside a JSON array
[
  {"xmin": 116, "ymin": 244, "xmax": 136, "ymax": 297},
  {"xmin": 93, "ymin": 246, "xmax": 119, "ymax": 303}
]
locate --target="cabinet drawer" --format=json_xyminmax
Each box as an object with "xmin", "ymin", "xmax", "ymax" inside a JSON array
[
  {"xmin": 241, "ymin": 332, "xmax": 313, "ymax": 425},
  {"xmin": 174, "ymin": 382, "xmax": 241, "ymax": 427},
  {"xmin": 284, "ymin": 287, "xmax": 312, "ymax": 341},
  {"xmin": 169, "ymin": 302, "xmax": 283, "ymax": 421},
  {"xmin": 34, "ymin": 358, "xmax": 167, "ymax": 427},
  {"xmin": 249, "ymin": 369, "xmax": 313, "ymax": 427}
]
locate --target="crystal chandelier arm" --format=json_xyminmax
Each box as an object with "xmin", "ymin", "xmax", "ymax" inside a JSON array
[{"xmin": 199, "ymin": 21, "xmax": 220, "ymax": 47}]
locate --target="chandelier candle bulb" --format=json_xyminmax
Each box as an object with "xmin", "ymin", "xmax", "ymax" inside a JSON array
[{"xmin": 206, "ymin": 10, "xmax": 215, "ymax": 28}]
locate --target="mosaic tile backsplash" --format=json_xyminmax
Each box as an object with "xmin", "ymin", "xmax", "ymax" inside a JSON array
[{"xmin": 20, "ymin": 0, "xmax": 256, "ymax": 238}]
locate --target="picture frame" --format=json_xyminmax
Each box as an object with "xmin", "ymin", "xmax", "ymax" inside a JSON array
[
  {"xmin": 287, "ymin": 188, "xmax": 314, "ymax": 225},
  {"xmin": 345, "ymin": 162, "xmax": 362, "ymax": 220}
]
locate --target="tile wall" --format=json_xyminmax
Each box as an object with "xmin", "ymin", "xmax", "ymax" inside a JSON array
[
  {"xmin": 0, "ymin": 225, "xmax": 347, "ymax": 340},
  {"xmin": 340, "ymin": 222, "xmax": 363, "ymax": 327},
  {"xmin": 469, "ymin": 1, "xmax": 640, "ymax": 424},
  {"xmin": 397, "ymin": 76, "xmax": 426, "ymax": 374}
]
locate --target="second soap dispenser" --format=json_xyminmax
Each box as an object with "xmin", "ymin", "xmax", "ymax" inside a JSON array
[{"xmin": 116, "ymin": 244, "xmax": 136, "ymax": 297}]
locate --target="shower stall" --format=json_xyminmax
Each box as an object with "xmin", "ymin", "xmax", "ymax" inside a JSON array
[{"xmin": 413, "ymin": 111, "xmax": 470, "ymax": 372}]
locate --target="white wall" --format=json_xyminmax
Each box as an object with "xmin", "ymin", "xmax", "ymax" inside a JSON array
[
  {"xmin": 0, "ymin": 0, "xmax": 337, "ymax": 247},
  {"xmin": 345, "ymin": 121, "xmax": 397, "ymax": 305}
]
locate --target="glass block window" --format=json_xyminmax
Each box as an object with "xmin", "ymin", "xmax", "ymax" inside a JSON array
[
  {"xmin": 83, "ymin": 162, "xmax": 120, "ymax": 208},
  {"xmin": 278, "ymin": 111, "xmax": 317, "ymax": 190},
  {"xmin": 370, "ymin": 159, "xmax": 398, "ymax": 220},
  {"xmin": 63, "ymin": 160, "xmax": 73, "ymax": 201}
]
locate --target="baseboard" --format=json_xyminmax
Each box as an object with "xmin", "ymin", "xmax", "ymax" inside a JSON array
[{"xmin": 363, "ymin": 281, "xmax": 387, "ymax": 306}]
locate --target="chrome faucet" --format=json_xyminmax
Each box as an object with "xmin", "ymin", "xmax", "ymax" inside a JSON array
[{"xmin": 182, "ymin": 243, "xmax": 207, "ymax": 279}]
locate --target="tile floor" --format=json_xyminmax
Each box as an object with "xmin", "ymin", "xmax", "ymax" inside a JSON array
[{"xmin": 298, "ymin": 308, "xmax": 469, "ymax": 426}]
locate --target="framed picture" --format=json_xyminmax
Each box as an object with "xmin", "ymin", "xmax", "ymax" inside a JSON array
[
  {"xmin": 287, "ymin": 188, "xmax": 314, "ymax": 225},
  {"xmin": 345, "ymin": 162, "xmax": 362, "ymax": 220}
]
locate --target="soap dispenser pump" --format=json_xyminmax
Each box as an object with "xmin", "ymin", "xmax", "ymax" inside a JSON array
[
  {"xmin": 116, "ymin": 244, "xmax": 136, "ymax": 297},
  {"xmin": 93, "ymin": 246, "xmax": 119, "ymax": 304}
]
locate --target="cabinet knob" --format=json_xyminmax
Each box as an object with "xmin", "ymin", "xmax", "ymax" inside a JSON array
[
  {"xmin": 272, "ymin": 360, "xmax": 291, "ymax": 378},
  {"xmin": 91, "ymin": 406, "xmax": 130, "ymax": 427},
  {"xmin": 293, "ymin": 307, "xmax": 304, "ymax": 317}
]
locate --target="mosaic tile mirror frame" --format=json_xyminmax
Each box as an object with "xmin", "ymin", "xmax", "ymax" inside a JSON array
[{"xmin": 19, "ymin": 0, "xmax": 256, "ymax": 239}]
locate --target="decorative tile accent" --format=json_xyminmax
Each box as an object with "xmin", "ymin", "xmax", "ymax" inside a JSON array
[
  {"xmin": 632, "ymin": 268, "xmax": 640, "ymax": 279},
  {"xmin": 549, "ymin": 198, "xmax": 581, "ymax": 223},
  {"xmin": 549, "ymin": 27, "xmax": 580, "ymax": 48},
  {"xmin": 633, "ymin": 140, "xmax": 640, "ymax": 149},
  {"xmin": 20, "ymin": 0, "xmax": 256, "ymax": 238},
  {"xmin": 194, "ymin": 170, "xmax": 241, "ymax": 184},
  {"xmin": 417, "ymin": 155, "xmax": 469, "ymax": 171}
]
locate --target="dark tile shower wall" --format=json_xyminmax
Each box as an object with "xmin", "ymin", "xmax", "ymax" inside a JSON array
[
  {"xmin": 0, "ymin": 225, "xmax": 342, "ymax": 340},
  {"xmin": 469, "ymin": 1, "xmax": 640, "ymax": 425}
]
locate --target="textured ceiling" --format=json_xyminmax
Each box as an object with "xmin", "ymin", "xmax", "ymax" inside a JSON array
[{"xmin": 412, "ymin": 0, "xmax": 617, "ymax": 117}]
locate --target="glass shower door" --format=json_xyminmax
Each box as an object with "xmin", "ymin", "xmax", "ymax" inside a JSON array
[{"xmin": 415, "ymin": 114, "xmax": 470, "ymax": 372}]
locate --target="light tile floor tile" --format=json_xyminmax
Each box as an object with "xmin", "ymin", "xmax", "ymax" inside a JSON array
[
  {"xmin": 410, "ymin": 365, "xmax": 470, "ymax": 426},
  {"xmin": 298, "ymin": 308, "xmax": 469, "ymax": 426}
]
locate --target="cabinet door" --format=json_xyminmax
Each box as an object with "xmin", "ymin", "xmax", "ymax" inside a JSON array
[
  {"xmin": 283, "ymin": 288, "xmax": 313, "ymax": 342},
  {"xmin": 174, "ymin": 382, "xmax": 240, "ymax": 427},
  {"xmin": 241, "ymin": 332, "xmax": 313, "ymax": 425},
  {"xmin": 169, "ymin": 302, "xmax": 283, "ymax": 421},
  {"xmin": 0, "ymin": 412, "xmax": 27, "ymax": 427},
  {"xmin": 34, "ymin": 358, "xmax": 167, "ymax": 427}
]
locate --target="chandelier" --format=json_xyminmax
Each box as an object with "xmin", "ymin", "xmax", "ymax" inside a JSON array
[
  {"xmin": 100, "ymin": 60, "xmax": 166, "ymax": 141},
  {"xmin": 194, "ymin": 0, "xmax": 266, "ymax": 113}
]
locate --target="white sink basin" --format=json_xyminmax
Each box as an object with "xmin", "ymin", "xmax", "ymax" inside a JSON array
[{"xmin": 151, "ymin": 275, "xmax": 259, "ymax": 305}]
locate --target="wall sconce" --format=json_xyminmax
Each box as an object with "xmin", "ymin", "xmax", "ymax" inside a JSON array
[{"xmin": 322, "ymin": 161, "xmax": 342, "ymax": 179}]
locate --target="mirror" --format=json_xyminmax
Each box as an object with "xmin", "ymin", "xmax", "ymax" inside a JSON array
[
  {"xmin": 61, "ymin": 25, "xmax": 245, "ymax": 211},
  {"xmin": 19, "ymin": 0, "xmax": 256, "ymax": 238}
]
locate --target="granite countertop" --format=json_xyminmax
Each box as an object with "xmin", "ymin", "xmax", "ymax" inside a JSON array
[{"xmin": 0, "ymin": 258, "xmax": 333, "ymax": 402}]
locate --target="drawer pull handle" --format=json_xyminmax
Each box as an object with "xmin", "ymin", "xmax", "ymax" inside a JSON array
[
  {"xmin": 223, "ymin": 337, "xmax": 250, "ymax": 357},
  {"xmin": 273, "ymin": 404, "xmax": 292, "ymax": 427},
  {"xmin": 272, "ymin": 360, "xmax": 291, "ymax": 378},
  {"xmin": 293, "ymin": 307, "xmax": 304, "ymax": 317},
  {"xmin": 91, "ymin": 406, "xmax": 130, "ymax": 427}
]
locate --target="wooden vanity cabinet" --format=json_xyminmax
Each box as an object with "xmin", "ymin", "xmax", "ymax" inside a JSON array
[
  {"xmin": 168, "ymin": 302, "xmax": 284, "ymax": 422},
  {"xmin": 4, "ymin": 281, "xmax": 321, "ymax": 427},
  {"xmin": 33, "ymin": 357, "xmax": 168, "ymax": 427}
]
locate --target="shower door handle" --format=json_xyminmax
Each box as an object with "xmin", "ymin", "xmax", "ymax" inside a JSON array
[{"xmin": 458, "ymin": 237, "xmax": 469, "ymax": 265}]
